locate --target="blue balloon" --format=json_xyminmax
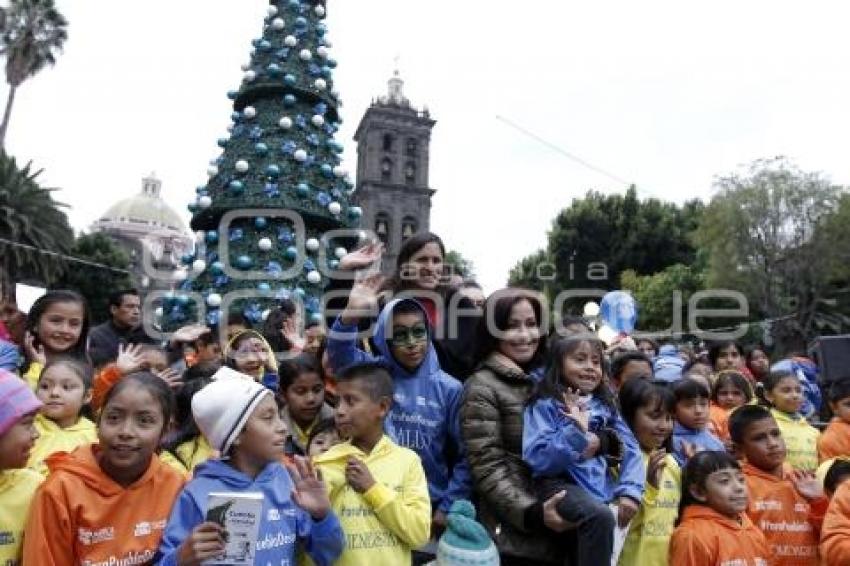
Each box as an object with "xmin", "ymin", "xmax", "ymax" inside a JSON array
[{"xmin": 599, "ymin": 291, "xmax": 638, "ymax": 334}]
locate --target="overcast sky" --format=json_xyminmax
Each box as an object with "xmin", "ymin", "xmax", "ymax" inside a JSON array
[{"xmin": 7, "ymin": 1, "xmax": 850, "ymax": 292}]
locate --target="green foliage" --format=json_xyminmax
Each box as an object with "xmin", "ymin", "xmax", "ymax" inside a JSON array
[
  {"xmin": 696, "ymin": 157, "xmax": 846, "ymax": 352},
  {"xmin": 0, "ymin": 151, "xmax": 72, "ymax": 299},
  {"xmin": 620, "ymin": 263, "xmax": 706, "ymax": 336},
  {"xmin": 0, "ymin": 0, "xmax": 68, "ymax": 146},
  {"xmin": 507, "ymin": 248, "xmax": 551, "ymax": 293},
  {"xmin": 445, "ymin": 249, "xmax": 475, "ymax": 279},
  {"xmin": 53, "ymin": 233, "xmax": 132, "ymax": 324}
]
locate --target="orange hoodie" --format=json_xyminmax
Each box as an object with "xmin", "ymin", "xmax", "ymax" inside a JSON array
[
  {"xmin": 821, "ymin": 479, "xmax": 850, "ymax": 565},
  {"xmin": 22, "ymin": 444, "xmax": 184, "ymax": 565},
  {"xmin": 709, "ymin": 404, "xmax": 731, "ymax": 442},
  {"xmin": 742, "ymin": 462, "xmax": 827, "ymax": 565},
  {"xmin": 817, "ymin": 418, "xmax": 850, "ymax": 463},
  {"xmin": 669, "ymin": 504, "xmax": 770, "ymax": 566}
]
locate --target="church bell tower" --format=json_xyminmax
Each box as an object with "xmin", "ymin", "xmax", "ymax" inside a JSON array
[{"xmin": 353, "ymin": 69, "xmax": 436, "ymax": 273}]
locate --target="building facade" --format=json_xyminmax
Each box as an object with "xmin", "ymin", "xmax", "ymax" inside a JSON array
[{"xmin": 353, "ymin": 71, "xmax": 436, "ymax": 273}]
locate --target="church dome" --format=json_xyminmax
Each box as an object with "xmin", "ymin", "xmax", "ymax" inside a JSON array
[{"xmin": 94, "ymin": 174, "xmax": 187, "ymax": 234}]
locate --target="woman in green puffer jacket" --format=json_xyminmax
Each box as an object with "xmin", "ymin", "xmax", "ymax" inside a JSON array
[{"xmin": 461, "ymin": 289, "xmax": 570, "ymax": 565}]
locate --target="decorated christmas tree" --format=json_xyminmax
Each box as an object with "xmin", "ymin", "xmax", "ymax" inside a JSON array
[{"xmin": 163, "ymin": 0, "xmax": 362, "ymax": 330}]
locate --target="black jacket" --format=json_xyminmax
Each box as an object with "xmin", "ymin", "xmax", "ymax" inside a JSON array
[{"xmin": 87, "ymin": 320, "xmax": 154, "ymax": 369}]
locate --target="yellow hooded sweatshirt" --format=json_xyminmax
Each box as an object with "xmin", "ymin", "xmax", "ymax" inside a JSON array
[
  {"xmin": 0, "ymin": 468, "xmax": 42, "ymax": 565},
  {"xmin": 27, "ymin": 413, "xmax": 98, "ymax": 476},
  {"xmin": 159, "ymin": 435, "xmax": 215, "ymax": 477},
  {"xmin": 312, "ymin": 435, "xmax": 431, "ymax": 566},
  {"xmin": 772, "ymin": 409, "xmax": 820, "ymax": 471},
  {"xmin": 619, "ymin": 451, "xmax": 681, "ymax": 566}
]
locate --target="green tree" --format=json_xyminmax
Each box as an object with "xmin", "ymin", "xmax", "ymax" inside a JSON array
[
  {"xmin": 445, "ymin": 249, "xmax": 475, "ymax": 280},
  {"xmin": 0, "ymin": 151, "xmax": 72, "ymax": 300},
  {"xmin": 620, "ymin": 263, "xmax": 706, "ymax": 336},
  {"xmin": 0, "ymin": 0, "xmax": 68, "ymax": 148},
  {"xmin": 696, "ymin": 157, "xmax": 845, "ymax": 353},
  {"xmin": 167, "ymin": 0, "xmax": 359, "ymax": 329},
  {"xmin": 510, "ymin": 185, "xmax": 703, "ymax": 309},
  {"xmin": 53, "ymin": 233, "xmax": 132, "ymax": 324}
]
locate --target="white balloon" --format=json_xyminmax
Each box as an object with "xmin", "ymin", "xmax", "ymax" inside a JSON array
[
  {"xmin": 314, "ymin": 78, "xmax": 327, "ymax": 90},
  {"xmin": 192, "ymin": 259, "xmax": 206, "ymax": 273},
  {"xmin": 335, "ymin": 247, "xmax": 347, "ymax": 259},
  {"xmin": 267, "ymin": 5, "xmax": 278, "ymax": 17},
  {"xmin": 306, "ymin": 238, "xmax": 320, "ymax": 252},
  {"xmin": 317, "ymin": 46, "xmax": 329, "ymax": 59},
  {"xmin": 206, "ymin": 293, "xmax": 222, "ymax": 308},
  {"xmin": 328, "ymin": 201, "xmax": 342, "ymax": 215},
  {"xmin": 271, "ymin": 17, "xmax": 285, "ymax": 30},
  {"xmin": 279, "ymin": 116, "xmax": 293, "ymax": 129},
  {"xmin": 332, "ymin": 166, "xmax": 346, "ymax": 178},
  {"xmin": 198, "ymin": 195, "xmax": 212, "ymax": 208},
  {"xmin": 243, "ymin": 70, "xmax": 257, "ymax": 82},
  {"xmin": 299, "ymin": 49, "xmax": 312, "ymax": 61},
  {"xmin": 235, "ymin": 160, "xmax": 250, "ymax": 173},
  {"xmin": 307, "ymin": 270, "xmax": 321, "ymax": 285},
  {"xmin": 294, "ymin": 149, "xmax": 308, "ymax": 162},
  {"xmin": 243, "ymin": 106, "xmax": 257, "ymax": 119},
  {"xmin": 154, "ymin": 307, "xmax": 164, "ymax": 318},
  {"xmin": 315, "ymin": 5, "xmax": 326, "ymax": 16},
  {"xmin": 311, "ymin": 115, "xmax": 325, "ymax": 127},
  {"xmin": 284, "ymin": 35, "xmax": 297, "ymax": 47},
  {"xmin": 258, "ymin": 237, "xmax": 273, "ymax": 251},
  {"xmin": 206, "ymin": 166, "xmax": 219, "ymax": 177},
  {"xmin": 173, "ymin": 269, "xmax": 188, "ymax": 282}
]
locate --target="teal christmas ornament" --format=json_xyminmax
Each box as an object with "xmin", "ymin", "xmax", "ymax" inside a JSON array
[
  {"xmin": 210, "ymin": 261, "xmax": 224, "ymax": 275},
  {"xmin": 254, "ymin": 217, "xmax": 268, "ymax": 229},
  {"xmin": 266, "ymin": 164, "xmax": 282, "ymax": 178},
  {"xmin": 285, "ymin": 246, "xmax": 298, "ymax": 260},
  {"xmin": 205, "ymin": 231, "xmax": 218, "ymax": 244},
  {"xmin": 296, "ymin": 182, "xmax": 310, "ymax": 197},
  {"xmin": 236, "ymin": 255, "xmax": 253, "ymax": 270},
  {"xmin": 254, "ymin": 142, "xmax": 269, "ymax": 155},
  {"xmin": 284, "ymin": 93, "xmax": 297, "ymax": 105},
  {"xmin": 228, "ymin": 180, "xmax": 244, "ymax": 193}
]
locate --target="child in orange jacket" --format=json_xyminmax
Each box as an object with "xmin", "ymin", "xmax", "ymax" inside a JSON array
[
  {"xmin": 709, "ymin": 370, "xmax": 753, "ymax": 445},
  {"xmin": 818, "ymin": 381, "xmax": 850, "ymax": 462},
  {"xmin": 23, "ymin": 371, "xmax": 184, "ymax": 565},
  {"xmin": 730, "ymin": 405, "xmax": 828, "ymax": 565},
  {"xmin": 821, "ymin": 475, "xmax": 850, "ymax": 564},
  {"xmin": 669, "ymin": 451, "xmax": 769, "ymax": 566}
]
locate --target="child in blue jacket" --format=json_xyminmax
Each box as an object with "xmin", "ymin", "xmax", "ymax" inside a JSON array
[
  {"xmin": 156, "ymin": 368, "xmax": 344, "ymax": 566},
  {"xmin": 671, "ymin": 378, "xmax": 726, "ymax": 467},
  {"xmin": 327, "ymin": 273, "xmax": 471, "ymax": 540},
  {"xmin": 522, "ymin": 334, "xmax": 644, "ymax": 565}
]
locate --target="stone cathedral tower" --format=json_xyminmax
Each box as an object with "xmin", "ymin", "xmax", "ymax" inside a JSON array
[{"xmin": 353, "ymin": 70, "xmax": 436, "ymax": 273}]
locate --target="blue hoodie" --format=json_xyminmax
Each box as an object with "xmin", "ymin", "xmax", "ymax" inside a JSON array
[
  {"xmin": 671, "ymin": 422, "xmax": 726, "ymax": 467},
  {"xmin": 327, "ymin": 298, "xmax": 471, "ymax": 514},
  {"xmin": 522, "ymin": 395, "xmax": 644, "ymax": 503},
  {"xmin": 155, "ymin": 459, "xmax": 343, "ymax": 566}
]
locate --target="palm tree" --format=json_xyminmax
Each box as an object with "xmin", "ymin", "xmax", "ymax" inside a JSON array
[
  {"xmin": 0, "ymin": 151, "xmax": 73, "ymax": 300},
  {"xmin": 0, "ymin": 0, "xmax": 68, "ymax": 148}
]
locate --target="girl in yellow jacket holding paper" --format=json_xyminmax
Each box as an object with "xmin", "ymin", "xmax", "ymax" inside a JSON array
[{"xmin": 312, "ymin": 362, "xmax": 431, "ymax": 566}]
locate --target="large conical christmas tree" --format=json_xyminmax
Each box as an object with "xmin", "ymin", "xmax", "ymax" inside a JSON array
[{"xmin": 165, "ymin": 0, "xmax": 361, "ymax": 329}]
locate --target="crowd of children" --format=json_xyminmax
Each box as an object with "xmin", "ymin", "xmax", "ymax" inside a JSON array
[{"xmin": 3, "ymin": 233, "xmax": 850, "ymax": 565}]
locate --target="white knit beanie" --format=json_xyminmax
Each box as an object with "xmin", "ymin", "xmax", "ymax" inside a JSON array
[{"xmin": 192, "ymin": 367, "xmax": 272, "ymax": 455}]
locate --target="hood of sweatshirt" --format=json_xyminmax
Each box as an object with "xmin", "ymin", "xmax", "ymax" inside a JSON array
[
  {"xmin": 45, "ymin": 444, "xmax": 165, "ymax": 498},
  {"xmin": 680, "ymin": 504, "xmax": 752, "ymax": 531},
  {"xmin": 373, "ymin": 298, "xmax": 440, "ymax": 380},
  {"xmin": 192, "ymin": 457, "xmax": 285, "ymax": 490}
]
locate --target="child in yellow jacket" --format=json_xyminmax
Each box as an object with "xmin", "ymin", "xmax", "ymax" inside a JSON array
[
  {"xmin": 618, "ymin": 379, "xmax": 681, "ymax": 566},
  {"xmin": 28, "ymin": 358, "xmax": 97, "ymax": 476},
  {"xmin": 0, "ymin": 370, "xmax": 44, "ymax": 565},
  {"xmin": 762, "ymin": 370, "xmax": 820, "ymax": 471},
  {"xmin": 313, "ymin": 362, "xmax": 431, "ymax": 566}
]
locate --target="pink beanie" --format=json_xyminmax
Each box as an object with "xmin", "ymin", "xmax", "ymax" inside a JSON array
[{"xmin": 0, "ymin": 369, "xmax": 42, "ymax": 436}]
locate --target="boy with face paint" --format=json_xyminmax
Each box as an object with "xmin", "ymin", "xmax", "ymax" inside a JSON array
[{"xmin": 327, "ymin": 273, "xmax": 471, "ymax": 544}]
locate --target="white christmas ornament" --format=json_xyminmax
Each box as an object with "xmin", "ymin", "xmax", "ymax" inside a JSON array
[
  {"xmin": 243, "ymin": 70, "xmax": 257, "ymax": 82},
  {"xmin": 261, "ymin": 309, "xmax": 271, "ymax": 321},
  {"xmin": 206, "ymin": 165, "xmax": 219, "ymax": 177},
  {"xmin": 335, "ymin": 247, "xmax": 347, "ymax": 259},
  {"xmin": 294, "ymin": 149, "xmax": 308, "ymax": 162},
  {"xmin": 317, "ymin": 46, "xmax": 329, "ymax": 59},
  {"xmin": 267, "ymin": 5, "xmax": 278, "ymax": 17},
  {"xmin": 271, "ymin": 17, "xmax": 285, "ymax": 30},
  {"xmin": 315, "ymin": 5, "xmax": 326, "ymax": 17},
  {"xmin": 279, "ymin": 116, "xmax": 293, "ymax": 129},
  {"xmin": 155, "ymin": 307, "xmax": 164, "ymax": 318},
  {"xmin": 306, "ymin": 238, "xmax": 320, "ymax": 252},
  {"xmin": 235, "ymin": 160, "xmax": 250, "ymax": 173},
  {"xmin": 173, "ymin": 269, "xmax": 188, "ymax": 282},
  {"xmin": 192, "ymin": 259, "xmax": 206, "ymax": 273},
  {"xmin": 314, "ymin": 78, "xmax": 327, "ymax": 90},
  {"xmin": 357, "ymin": 230, "xmax": 368, "ymax": 243},
  {"xmin": 307, "ymin": 271, "xmax": 321, "ymax": 285},
  {"xmin": 328, "ymin": 201, "xmax": 342, "ymax": 215},
  {"xmin": 243, "ymin": 106, "xmax": 257, "ymax": 119},
  {"xmin": 206, "ymin": 293, "xmax": 222, "ymax": 308},
  {"xmin": 198, "ymin": 195, "xmax": 212, "ymax": 208},
  {"xmin": 311, "ymin": 115, "xmax": 325, "ymax": 127},
  {"xmin": 284, "ymin": 35, "xmax": 297, "ymax": 47},
  {"xmin": 299, "ymin": 49, "xmax": 312, "ymax": 61},
  {"xmin": 332, "ymin": 166, "xmax": 346, "ymax": 178},
  {"xmin": 258, "ymin": 237, "xmax": 273, "ymax": 251}
]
